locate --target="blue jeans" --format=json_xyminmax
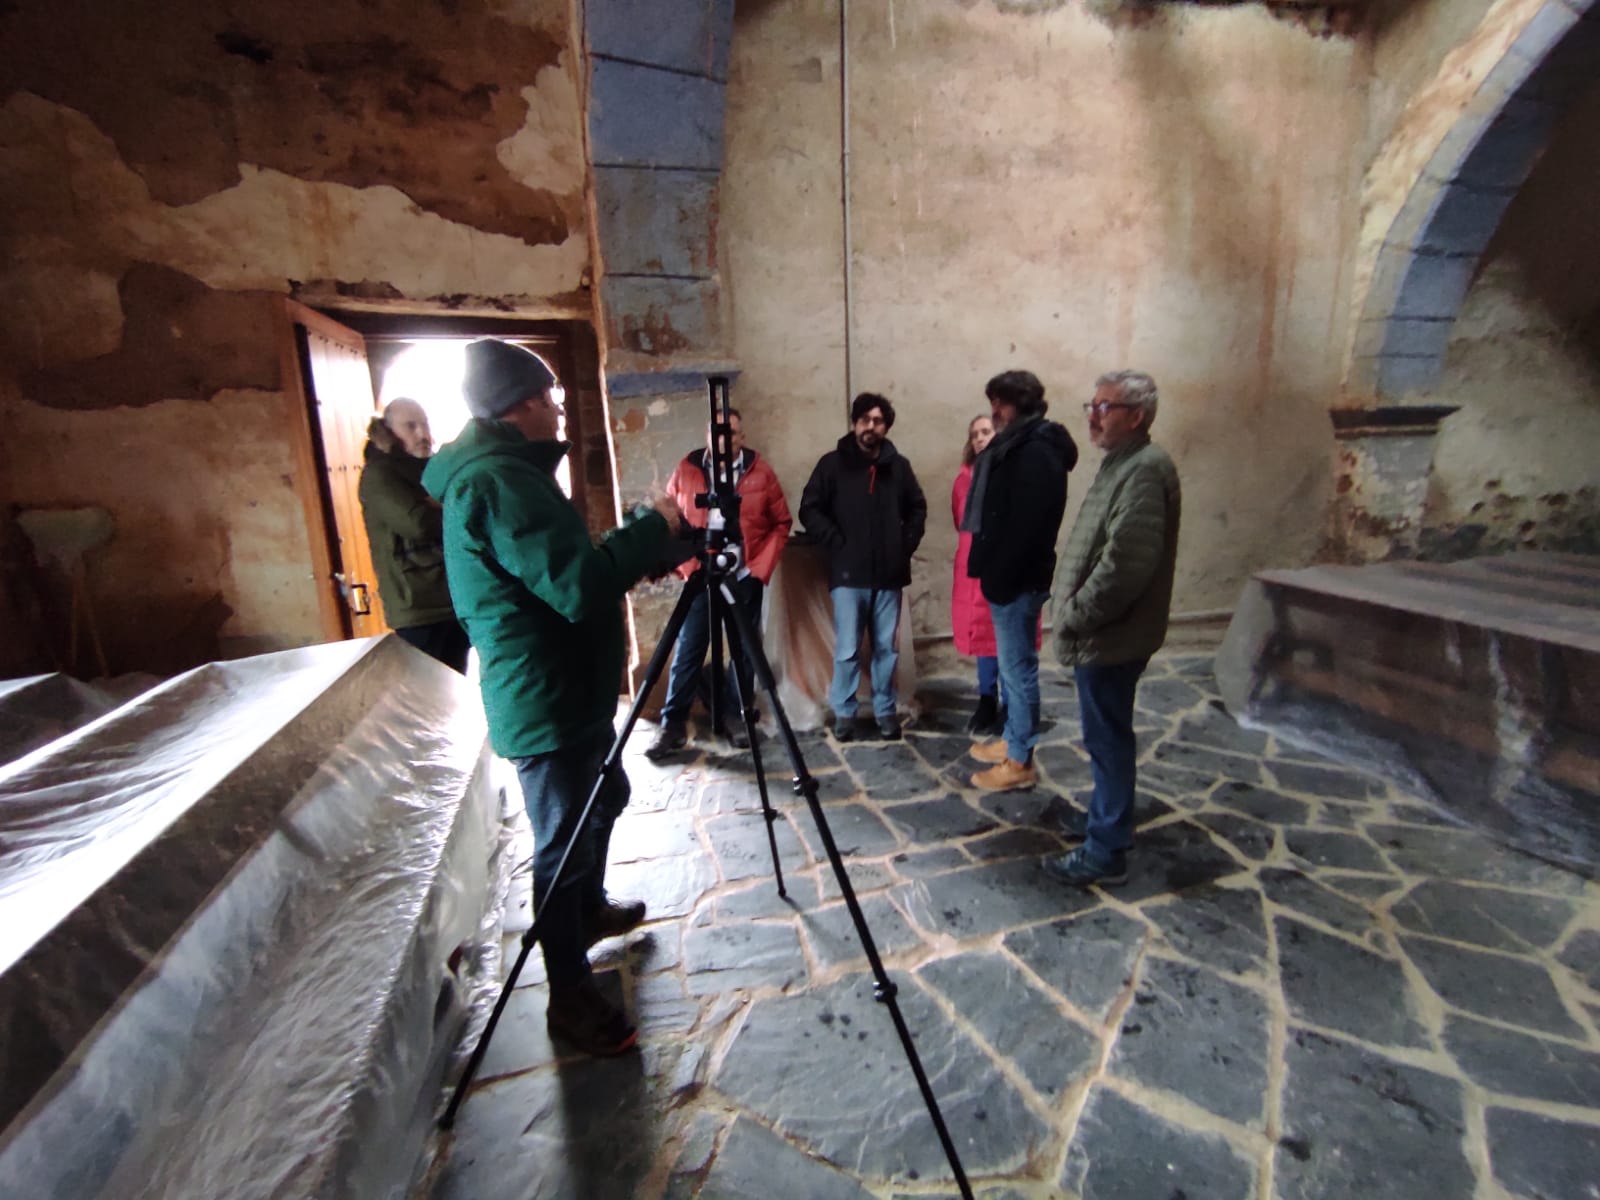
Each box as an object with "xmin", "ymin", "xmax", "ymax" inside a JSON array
[
  {"xmin": 661, "ymin": 574, "xmax": 764, "ymax": 726},
  {"xmin": 828, "ymin": 587, "xmax": 901, "ymax": 721},
  {"xmin": 1076, "ymin": 659, "xmax": 1149, "ymax": 865},
  {"xmin": 989, "ymin": 591, "xmax": 1048, "ymax": 764},
  {"xmin": 976, "ymin": 655, "xmax": 999, "ymax": 698},
  {"xmin": 512, "ymin": 725, "xmax": 631, "ymax": 989}
]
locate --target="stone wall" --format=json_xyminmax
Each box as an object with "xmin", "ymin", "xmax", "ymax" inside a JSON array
[
  {"xmin": 1420, "ymin": 78, "xmax": 1600, "ymax": 559},
  {"xmin": 0, "ymin": 0, "xmax": 591, "ymax": 675},
  {"xmin": 722, "ymin": 0, "xmax": 1366, "ymax": 634}
]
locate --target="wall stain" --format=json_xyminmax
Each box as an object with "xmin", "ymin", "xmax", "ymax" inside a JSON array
[
  {"xmin": 0, "ymin": 0, "xmax": 578, "ymax": 244},
  {"xmin": 23, "ymin": 263, "xmax": 281, "ymax": 410}
]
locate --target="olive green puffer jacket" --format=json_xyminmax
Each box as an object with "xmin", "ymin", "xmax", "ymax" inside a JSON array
[
  {"xmin": 358, "ymin": 437, "xmax": 456, "ymax": 629},
  {"xmin": 1052, "ymin": 436, "xmax": 1182, "ymax": 668}
]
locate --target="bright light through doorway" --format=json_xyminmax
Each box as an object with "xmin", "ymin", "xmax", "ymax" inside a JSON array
[{"xmin": 379, "ymin": 340, "xmax": 570, "ymax": 495}]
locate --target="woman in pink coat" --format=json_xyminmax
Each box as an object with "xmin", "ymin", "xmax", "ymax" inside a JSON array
[{"xmin": 951, "ymin": 414, "xmax": 1004, "ymax": 735}]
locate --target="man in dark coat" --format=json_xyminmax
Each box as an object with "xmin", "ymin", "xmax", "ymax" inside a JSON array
[
  {"xmin": 357, "ymin": 397, "xmax": 470, "ymax": 672},
  {"xmin": 798, "ymin": 392, "xmax": 927, "ymax": 741},
  {"xmin": 965, "ymin": 370, "xmax": 1079, "ymax": 791}
]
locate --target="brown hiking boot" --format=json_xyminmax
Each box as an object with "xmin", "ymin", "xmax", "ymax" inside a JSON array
[
  {"xmin": 585, "ymin": 897, "xmax": 646, "ymax": 948},
  {"xmin": 970, "ymin": 738, "xmax": 1009, "ymax": 764},
  {"xmin": 972, "ymin": 758, "xmax": 1037, "ymax": 792},
  {"xmin": 546, "ymin": 981, "xmax": 639, "ymax": 1057}
]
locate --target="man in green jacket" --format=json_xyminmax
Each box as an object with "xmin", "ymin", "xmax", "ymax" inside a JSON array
[
  {"xmin": 358, "ymin": 397, "xmax": 470, "ymax": 672},
  {"xmin": 1043, "ymin": 370, "xmax": 1181, "ymax": 889},
  {"xmin": 422, "ymin": 339, "xmax": 679, "ymax": 1055}
]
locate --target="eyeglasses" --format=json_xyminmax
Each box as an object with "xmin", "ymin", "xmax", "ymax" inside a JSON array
[{"xmin": 1082, "ymin": 401, "xmax": 1137, "ymax": 416}]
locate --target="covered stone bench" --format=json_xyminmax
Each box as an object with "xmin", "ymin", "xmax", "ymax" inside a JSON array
[
  {"xmin": 0, "ymin": 635, "xmax": 506, "ymax": 1199},
  {"xmin": 1217, "ymin": 552, "xmax": 1600, "ymax": 878}
]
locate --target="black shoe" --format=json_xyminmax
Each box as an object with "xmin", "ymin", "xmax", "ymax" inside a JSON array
[
  {"xmin": 877, "ymin": 717, "xmax": 902, "ymax": 741},
  {"xmin": 983, "ymin": 704, "xmax": 1009, "ymax": 738},
  {"xmin": 644, "ymin": 719, "xmax": 688, "ymax": 760},
  {"xmin": 833, "ymin": 718, "xmax": 858, "ymax": 743},
  {"xmin": 1041, "ymin": 846, "xmax": 1128, "ymax": 889},
  {"xmin": 715, "ymin": 723, "xmax": 751, "ymax": 750},
  {"xmin": 547, "ymin": 981, "xmax": 638, "ymax": 1056},
  {"xmin": 1054, "ymin": 805, "xmax": 1088, "ymax": 840},
  {"xmin": 965, "ymin": 695, "xmax": 999, "ymax": 735}
]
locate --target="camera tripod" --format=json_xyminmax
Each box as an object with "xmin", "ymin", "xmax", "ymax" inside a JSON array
[{"xmin": 441, "ymin": 378, "xmax": 975, "ymax": 1198}]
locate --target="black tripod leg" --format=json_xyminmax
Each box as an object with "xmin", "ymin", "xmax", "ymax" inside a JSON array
[
  {"xmin": 715, "ymin": 580, "xmax": 975, "ymax": 1199},
  {"xmin": 712, "ymin": 583, "xmax": 786, "ymax": 899},
  {"xmin": 440, "ymin": 578, "xmax": 702, "ymax": 1130}
]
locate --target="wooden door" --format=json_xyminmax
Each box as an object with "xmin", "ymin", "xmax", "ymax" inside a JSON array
[{"xmin": 284, "ymin": 301, "xmax": 388, "ymax": 639}]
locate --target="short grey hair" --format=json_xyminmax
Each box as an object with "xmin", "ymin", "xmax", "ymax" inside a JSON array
[{"xmin": 1095, "ymin": 370, "xmax": 1159, "ymax": 424}]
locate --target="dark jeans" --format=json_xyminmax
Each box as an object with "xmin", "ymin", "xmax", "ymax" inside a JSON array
[
  {"xmin": 511, "ymin": 726, "xmax": 630, "ymax": 990},
  {"xmin": 661, "ymin": 574, "xmax": 764, "ymax": 727},
  {"xmin": 976, "ymin": 655, "xmax": 999, "ymax": 698},
  {"xmin": 1075, "ymin": 658, "xmax": 1150, "ymax": 865},
  {"xmin": 395, "ymin": 618, "xmax": 471, "ymax": 674}
]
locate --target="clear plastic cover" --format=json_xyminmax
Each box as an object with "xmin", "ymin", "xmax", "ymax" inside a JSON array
[{"xmin": 0, "ymin": 635, "xmax": 504, "ymax": 1199}]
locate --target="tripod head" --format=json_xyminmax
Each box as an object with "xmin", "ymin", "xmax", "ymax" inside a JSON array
[{"xmin": 695, "ymin": 375, "xmax": 744, "ymax": 577}]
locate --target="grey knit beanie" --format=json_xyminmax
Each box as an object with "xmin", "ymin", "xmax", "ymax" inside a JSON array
[{"xmin": 462, "ymin": 339, "xmax": 557, "ymax": 419}]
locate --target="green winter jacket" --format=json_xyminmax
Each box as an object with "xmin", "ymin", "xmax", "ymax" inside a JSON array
[
  {"xmin": 421, "ymin": 419, "xmax": 670, "ymax": 758},
  {"xmin": 358, "ymin": 440, "xmax": 456, "ymax": 629},
  {"xmin": 1052, "ymin": 435, "xmax": 1182, "ymax": 668}
]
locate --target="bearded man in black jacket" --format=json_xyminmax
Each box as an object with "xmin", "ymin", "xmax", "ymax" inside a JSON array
[
  {"xmin": 799, "ymin": 392, "xmax": 928, "ymax": 742},
  {"xmin": 965, "ymin": 370, "xmax": 1079, "ymax": 791}
]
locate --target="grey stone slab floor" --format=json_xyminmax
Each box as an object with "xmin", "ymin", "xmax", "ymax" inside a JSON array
[{"xmin": 432, "ymin": 654, "xmax": 1600, "ymax": 1200}]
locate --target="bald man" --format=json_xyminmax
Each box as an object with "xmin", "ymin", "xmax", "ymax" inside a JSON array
[{"xmin": 358, "ymin": 397, "xmax": 471, "ymax": 672}]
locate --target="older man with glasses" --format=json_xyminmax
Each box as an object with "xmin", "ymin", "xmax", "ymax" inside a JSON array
[{"xmin": 1043, "ymin": 370, "xmax": 1182, "ymax": 888}]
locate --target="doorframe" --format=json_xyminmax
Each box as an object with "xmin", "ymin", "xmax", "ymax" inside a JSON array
[
  {"xmin": 281, "ymin": 303, "xmax": 599, "ymax": 646},
  {"xmin": 278, "ymin": 297, "xmax": 350, "ymax": 642}
]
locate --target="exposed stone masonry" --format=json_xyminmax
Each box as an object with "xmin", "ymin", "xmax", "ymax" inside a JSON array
[{"xmin": 436, "ymin": 654, "xmax": 1600, "ymax": 1199}]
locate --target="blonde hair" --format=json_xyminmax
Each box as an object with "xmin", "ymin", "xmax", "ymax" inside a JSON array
[{"xmin": 962, "ymin": 413, "xmax": 992, "ymax": 467}]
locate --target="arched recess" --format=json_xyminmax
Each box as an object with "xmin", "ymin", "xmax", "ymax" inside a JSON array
[{"xmin": 1350, "ymin": 0, "xmax": 1599, "ymax": 401}]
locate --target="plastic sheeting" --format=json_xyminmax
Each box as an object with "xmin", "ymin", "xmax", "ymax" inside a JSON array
[
  {"xmin": 1217, "ymin": 555, "xmax": 1600, "ymax": 879},
  {"xmin": 0, "ymin": 634, "xmax": 504, "ymax": 1199},
  {"xmin": 0, "ymin": 673, "xmax": 123, "ymax": 767}
]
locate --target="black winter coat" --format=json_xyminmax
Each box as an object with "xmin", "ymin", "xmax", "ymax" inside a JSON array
[
  {"xmin": 799, "ymin": 434, "xmax": 928, "ymax": 590},
  {"xmin": 966, "ymin": 416, "xmax": 1079, "ymax": 605}
]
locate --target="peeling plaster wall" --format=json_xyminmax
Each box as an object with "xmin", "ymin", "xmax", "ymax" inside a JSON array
[
  {"xmin": 1421, "ymin": 79, "xmax": 1600, "ymax": 559},
  {"xmin": 723, "ymin": 0, "xmax": 1364, "ymax": 634},
  {"xmin": 0, "ymin": 0, "xmax": 591, "ymax": 675}
]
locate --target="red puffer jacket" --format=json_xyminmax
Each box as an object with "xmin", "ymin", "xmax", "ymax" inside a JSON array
[
  {"xmin": 951, "ymin": 464, "xmax": 997, "ymax": 657},
  {"xmin": 668, "ymin": 448, "xmax": 793, "ymax": 583}
]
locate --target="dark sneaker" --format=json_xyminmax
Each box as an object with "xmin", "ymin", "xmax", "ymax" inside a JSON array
[
  {"xmin": 1041, "ymin": 845, "xmax": 1128, "ymax": 888},
  {"xmin": 965, "ymin": 695, "xmax": 999, "ymax": 735},
  {"xmin": 715, "ymin": 722, "xmax": 751, "ymax": 750},
  {"xmin": 644, "ymin": 719, "xmax": 688, "ymax": 761},
  {"xmin": 833, "ymin": 718, "xmax": 858, "ymax": 743},
  {"xmin": 1054, "ymin": 805, "xmax": 1088, "ymax": 840},
  {"xmin": 547, "ymin": 983, "xmax": 638, "ymax": 1056},
  {"xmin": 877, "ymin": 717, "xmax": 903, "ymax": 741},
  {"xmin": 585, "ymin": 897, "xmax": 646, "ymax": 948}
]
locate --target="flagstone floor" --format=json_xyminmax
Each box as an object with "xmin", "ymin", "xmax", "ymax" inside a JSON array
[{"xmin": 433, "ymin": 654, "xmax": 1600, "ymax": 1200}]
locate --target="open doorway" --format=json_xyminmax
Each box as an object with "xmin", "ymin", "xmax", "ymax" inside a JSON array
[
  {"xmin": 282, "ymin": 305, "xmax": 609, "ymax": 643},
  {"xmin": 377, "ymin": 340, "xmax": 572, "ymax": 497}
]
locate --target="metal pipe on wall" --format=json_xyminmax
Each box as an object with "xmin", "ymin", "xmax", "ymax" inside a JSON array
[{"xmin": 838, "ymin": 0, "xmax": 854, "ymax": 415}]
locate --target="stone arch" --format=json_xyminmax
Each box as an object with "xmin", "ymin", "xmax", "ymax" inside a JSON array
[{"xmin": 1350, "ymin": 0, "xmax": 1598, "ymax": 401}]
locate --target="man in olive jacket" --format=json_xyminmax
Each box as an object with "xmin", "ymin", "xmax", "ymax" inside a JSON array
[
  {"xmin": 1043, "ymin": 370, "xmax": 1181, "ymax": 888},
  {"xmin": 798, "ymin": 392, "xmax": 927, "ymax": 741},
  {"xmin": 358, "ymin": 397, "xmax": 470, "ymax": 672},
  {"xmin": 423, "ymin": 339, "xmax": 679, "ymax": 1055}
]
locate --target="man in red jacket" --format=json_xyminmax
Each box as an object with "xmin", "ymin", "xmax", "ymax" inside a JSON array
[{"xmin": 646, "ymin": 409, "xmax": 793, "ymax": 758}]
